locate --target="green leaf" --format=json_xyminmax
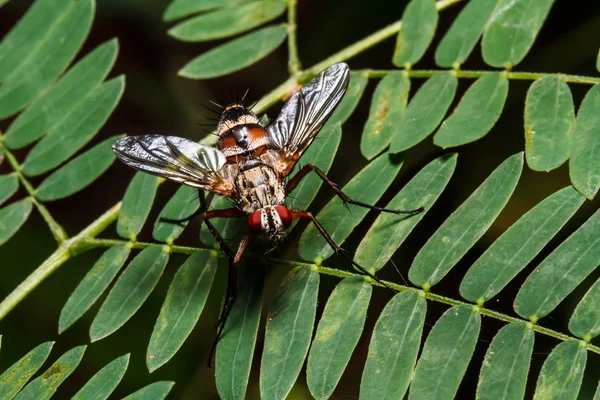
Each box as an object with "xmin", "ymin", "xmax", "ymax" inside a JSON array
[
  {"xmin": 389, "ymin": 72, "xmax": 458, "ymax": 153},
  {"xmin": 260, "ymin": 267, "xmax": 319, "ymax": 400},
  {"xmin": 409, "ymin": 153, "xmax": 523, "ymax": 288},
  {"xmin": 482, "ymin": 0, "xmax": 555, "ymax": 68},
  {"xmin": 90, "ymin": 246, "xmax": 169, "ymax": 342},
  {"xmin": 59, "ymin": 245, "xmax": 131, "ymax": 334},
  {"xmin": 324, "ymin": 71, "xmax": 369, "ymax": 129},
  {"xmin": 21, "ymin": 77, "xmax": 125, "ymax": 177},
  {"xmin": 476, "ymin": 322, "xmax": 534, "ymax": 400},
  {"xmin": 534, "ymin": 341, "xmax": 586, "ymax": 400},
  {"xmin": 121, "ymin": 381, "xmax": 175, "ymax": 400},
  {"xmin": 15, "ymin": 345, "xmax": 86, "ymax": 400},
  {"xmin": 163, "ymin": 0, "xmax": 247, "ymax": 21},
  {"xmin": 0, "ymin": 199, "xmax": 33, "ymax": 246},
  {"xmin": 0, "ymin": 173, "xmax": 18, "ymax": 206},
  {"xmin": 460, "ymin": 186, "xmax": 585, "ymax": 303},
  {"xmin": 355, "ymin": 153, "xmax": 457, "ymax": 272},
  {"xmin": 409, "ymin": 305, "xmax": 480, "ymax": 400},
  {"xmin": 570, "ymin": 84, "xmax": 600, "ymax": 199},
  {"xmin": 153, "ymin": 185, "xmax": 201, "ymax": 243},
  {"xmin": 216, "ymin": 262, "xmax": 265, "ymax": 400},
  {"xmin": 434, "ymin": 73, "xmax": 509, "ymax": 148},
  {"xmin": 360, "ymin": 291, "xmax": 426, "ymax": 400},
  {"xmin": 147, "ymin": 250, "xmax": 217, "ymax": 372},
  {"xmin": 179, "ymin": 24, "xmax": 287, "ymax": 79},
  {"xmin": 36, "ymin": 135, "xmax": 121, "ymax": 201},
  {"xmin": 514, "ymin": 208, "xmax": 600, "ymax": 320},
  {"xmin": 434, "ymin": 0, "xmax": 497, "ymax": 67},
  {"xmin": 117, "ymin": 172, "xmax": 159, "ymax": 240},
  {"xmin": 199, "ymin": 195, "xmax": 245, "ymax": 247},
  {"xmin": 287, "ymin": 123, "xmax": 341, "ymax": 213},
  {"xmin": 4, "ymin": 39, "xmax": 118, "ymax": 150},
  {"xmin": 392, "ymin": 0, "xmax": 438, "ymax": 67},
  {"xmin": 569, "ymin": 276, "xmax": 600, "ymax": 340},
  {"xmin": 360, "ymin": 72, "xmax": 410, "ymax": 160},
  {"xmin": 0, "ymin": 0, "xmax": 94, "ymax": 119},
  {"xmin": 307, "ymin": 277, "xmax": 371, "ymax": 400},
  {"xmin": 72, "ymin": 354, "xmax": 130, "ymax": 400},
  {"xmin": 524, "ymin": 76, "xmax": 575, "ymax": 171},
  {"xmin": 0, "ymin": 341, "xmax": 54, "ymax": 400},
  {"xmin": 169, "ymin": 0, "xmax": 286, "ymax": 42},
  {"xmin": 298, "ymin": 153, "xmax": 403, "ymax": 262}
]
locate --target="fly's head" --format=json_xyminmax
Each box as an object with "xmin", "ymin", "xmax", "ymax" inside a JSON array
[{"xmin": 248, "ymin": 205, "xmax": 292, "ymax": 245}]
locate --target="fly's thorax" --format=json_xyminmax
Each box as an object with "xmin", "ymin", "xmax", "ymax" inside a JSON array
[
  {"xmin": 217, "ymin": 104, "xmax": 269, "ymax": 161},
  {"xmin": 235, "ymin": 157, "xmax": 285, "ymax": 213}
]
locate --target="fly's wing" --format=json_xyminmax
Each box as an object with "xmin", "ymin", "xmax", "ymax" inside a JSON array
[
  {"xmin": 112, "ymin": 135, "xmax": 235, "ymax": 197},
  {"xmin": 266, "ymin": 62, "xmax": 350, "ymax": 176}
]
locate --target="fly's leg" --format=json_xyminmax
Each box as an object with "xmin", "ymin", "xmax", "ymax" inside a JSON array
[
  {"xmin": 159, "ymin": 190, "xmax": 208, "ymax": 226},
  {"xmin": 290, "ymin": 210, "xmax": 395, "ymax": 291},
  {"xmin": 286, "ymin": 164, "xmax": 424, "ymax": 215}
]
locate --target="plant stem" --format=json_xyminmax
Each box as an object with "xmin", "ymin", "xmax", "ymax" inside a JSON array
[
  {"xmin": 367, "ymin": 69, "xmax": 600, "ymax": 84},
  {"xmin": 286, "ymin": 0, "xmax": 301, "ymax": 75}
]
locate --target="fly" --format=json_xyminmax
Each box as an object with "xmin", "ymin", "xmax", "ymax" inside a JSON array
[{"xmin": 111, "ymin": 63, "xmax": 424, "ymax": 365}]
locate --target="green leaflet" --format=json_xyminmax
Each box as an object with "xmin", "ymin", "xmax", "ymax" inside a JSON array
[
  {"xmin": 117, "ymin": 172, "xmax": 159, "ymax": 240},
  {"xmin": 216, "ymin": 262, "xmax": 265, "ymax": 400},
  {"xmin": 0, "ymin": 199, "xmax": 33, "ymax": 246},
  {"xmin": 524, "ymin": 76, "xmax": 575, "ymax": 171},
  {"xmin": 360, "ymin": 72, "xmax": 410, "ymax": 160},
  {"xmin": 71, "ymin": 354, "xmax": 130, "ymax": 400},
  {"xmin": 0, "ymin": 173, "xmax": 18, "ymax": 206},
  {"xmin": 153, "ymin": 185, "xmax": 201, "ymax": 243},
  {"xmin": 15, "ymin": 345, "xmax": 86, "ymax": 400},
  {"xmin": 169, "ymin": 0, "xmax": 286, "ymax": 42},
  {"xmin": 307, "ymin": 277, "xmax": 371, "ymax": 400},
  {"xmin": 570, "ymin": 84, "xmax": 600, "ymax": 199},
  {"xmin": 298, "ymin": 153, "xmax": 403, "ymax": 262},
  {"xmin": 0, "ymin": 341, "xmax": 54, "ymax": 400},
  {"xmin": 389, "ymin": 72, "xmax": 457, "ymax": 153},
  {"xmin": 147, "ymin": 250, "xmax": 217, "ymax": 372},
  {"xmin": 355, "ymin": 153, "xmax": 457, "ymax": 272},
  {"xmin": 434, "ymin": 0, "xmax": 497, "ymax": 67},
  {"xmin": 409, "ymin": 153, "xmax": 523, "ymax": 288},
  {"xmin": 59, "ymin": 245, "xmax": 131, "ymax": 334},
  {"xmin": 514, "ymin": 208, "xmax": 600, "ymax": 320},
  {"xmin": 434, "ymin": 73, "xmax": 508, "ymax": 148},
  {"xmin": 570, "ymin": 276, "xmax": 600, "ymax": 339},
  {"xmin": 179, "ymin": 24, "xmax": 287, "ymax": 79},
  {"xmin": 121, "ymin": 381, "xmax": 175, "ymax": 400},
  {"xmin": 260, "ymin": 267, "xmax": 319, "ymax": 400},
  {"xmin": 476, "ymin": 323, "xmax": 534, "ymax": 400},
  {"xmin": 482, "ymin": 0, "xmax": 555, "ymax": 68},
  {"xmin": 90, "ymin": 246, "xmax": 169, "ymax": 342},
  {"xmin": 36, "ymin": 135, "xmax": 122, "ymax": 201},
  {"xmin": 0, "ymin": 0, "xmax": 94, "ymax": 119},
  {"xmin": 163, "ymin": 0, "xmax": 248, "ymax": 21},
  {"xmin": 460, "ymin": 186, "xmax": 585, "ymax": 304},
  {"xmin": 360, "ymin": 291, "xmax": 426, "ymax": 400},
  {"xmin": 392, "ymin": 0, "xmax": 438, "ymax": 67},
  {"xmin": 4, "ymin": 39, "xmax": 118, "ymax": 150},
  {"xmin": 408, "ymin": 305, "xmax": 480, "ymax": 400},
  {"xmin": 324, "ymin": 72, "xmax": 368, "ymax": 129},
  {"xmin": 534, "ymin": 341, "xmax": 586, "ymax": 400},
  {"xmin": 21, "ymin": 77, "xmax": 125, "ymax": 177}
]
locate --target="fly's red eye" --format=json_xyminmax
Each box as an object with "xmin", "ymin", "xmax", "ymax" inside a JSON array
[
  {"xmin": 248, "ymin": 210, "xmax": 262, "ymax": 232},
  {"xmin": 274, "ymin": 205, "xmax": 292, "ymax": 227}
]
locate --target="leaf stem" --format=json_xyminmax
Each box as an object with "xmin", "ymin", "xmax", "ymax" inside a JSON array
[
  {"xmin": 286, "ymin": 0, "xmax": 301, "ymax": 75},
  {"xmin": 367, "ymin": 69, "xmax": 600, "ymax": 85}
]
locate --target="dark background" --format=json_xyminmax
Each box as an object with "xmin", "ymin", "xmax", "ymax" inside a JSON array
[{"xmin": 1, "ymin": 0, "xmax": 600, "ymax": 398}]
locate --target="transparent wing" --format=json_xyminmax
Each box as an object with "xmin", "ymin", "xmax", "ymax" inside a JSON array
[
  {"xmin": 267, "ymin": 62, "xmax": 349, "ymax": 175},
  {"xmin": 112, "ymin": 135, "xmax": 235, "ymax": 197}
]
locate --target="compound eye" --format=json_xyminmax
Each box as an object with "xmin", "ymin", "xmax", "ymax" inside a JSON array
[
  {"xmin": 248, "ymin": 210, "xmax": 262, "ymax": 232},
  {"xmin": 274, "ymin": 205, "xmax": 292, "ymax": 227}
]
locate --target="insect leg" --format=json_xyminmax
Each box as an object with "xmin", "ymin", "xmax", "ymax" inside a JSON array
[
  {"xmin": 290, "ymin": 210, "xmax": 395, "ymax": 291},
  {"xmin": 286, "ymin": 164, "xmax": 424, "ymax": 215}
]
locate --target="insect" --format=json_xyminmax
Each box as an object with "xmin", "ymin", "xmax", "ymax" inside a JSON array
[{"xmin": 112, "ymin": 63, "xmax": 423, "ymax": 365}]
